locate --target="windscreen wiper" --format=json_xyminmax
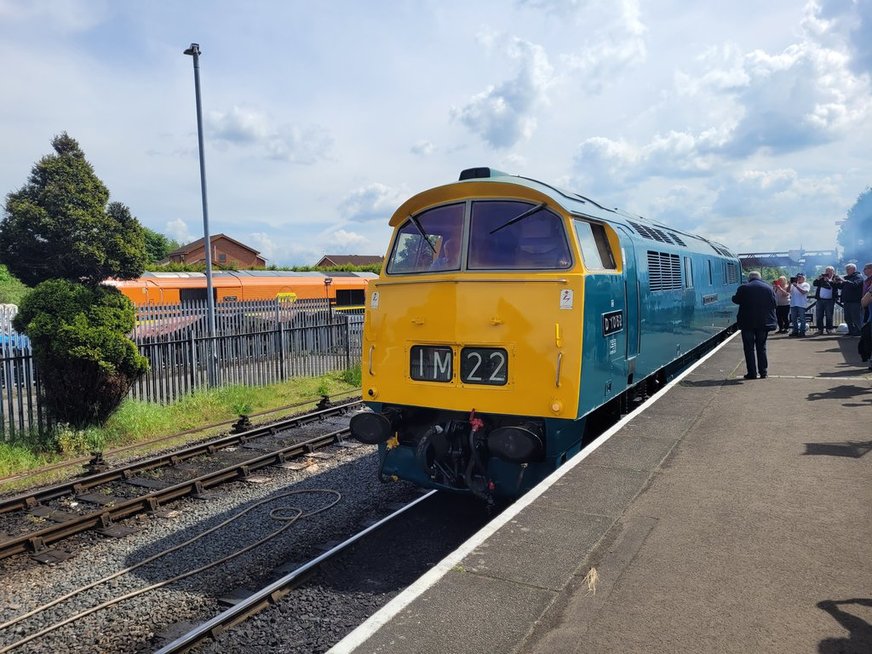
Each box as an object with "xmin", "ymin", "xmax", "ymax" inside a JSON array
[
  {"xmin": 489, "ymin": 202, "xmax": 547, "ymax": 234},
  {"xmin": 409, "ymin": 215, "xmax": 437, "ymax": 254}
]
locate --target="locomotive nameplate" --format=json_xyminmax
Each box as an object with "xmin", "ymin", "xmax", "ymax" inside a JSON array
[
  {"xmin": 602, "ymin": 310, "xmax": 623, "ymax": 336},
  {"xmin": 460, "ymin": 347, "xmax": 508, "ymax": 386},
  {"xmin": 410, "ymin": 345, "xmax": 453, "ymax": 382}
]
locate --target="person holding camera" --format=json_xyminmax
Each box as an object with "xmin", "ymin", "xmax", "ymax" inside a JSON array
[
  {"xmin": 732, "ymin": 271, "xmax": 777, "ymax": 379},
  {"xmin": 812, "ymin": 266, "xmax": 840, "ymax": 334},
  {"xmin": 773, "ymin": 276, "xmax": 790, "ymax": 333},
  {"xmin": 835, "ymin": 263, "xmax": 865, "ymax": 336},
  {"xmin": 788, "ymin": 272, "xmax": 810, "ymax": 337}
]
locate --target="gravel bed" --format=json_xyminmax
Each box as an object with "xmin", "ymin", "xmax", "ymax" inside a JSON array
[
  {"xmin": 0, "ymin": 412, "xmax": 354, "ymax": 545},
  {"xmin": 0, "ymin": 441, "xmax": 423, "ymax": 654},
  {"xmin": 195, "ymin": 491, "xmax": 496, "ymax": 654}
]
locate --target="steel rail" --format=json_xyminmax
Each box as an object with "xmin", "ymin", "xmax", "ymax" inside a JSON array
[
  {"xmin": 0, "ymin": 401, "xmax": 361, "ymax": 515},
  {"xmin": 0, "ymin": 428, "xmax": 353, "ymax": 560},
  {"xmin": 154, "ymin": 490, "xmax": 437, "ymax": 654},
  {"xmin": 0, "ymin": 391, "xmax": 361, "ymax": 487}
]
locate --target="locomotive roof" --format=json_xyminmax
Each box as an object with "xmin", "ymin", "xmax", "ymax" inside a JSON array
[{"xmin": 390, "ymin": 167, "xmax": 736, "ymax": 259}]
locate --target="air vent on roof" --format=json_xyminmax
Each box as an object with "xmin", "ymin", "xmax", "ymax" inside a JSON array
[
  {"xmin": 628, "ymin": 221, "xmax": 654, "ymax": 239},
  {"xmin": 629, "ymin": 221, "xmax": 685, "ymax": 247}
]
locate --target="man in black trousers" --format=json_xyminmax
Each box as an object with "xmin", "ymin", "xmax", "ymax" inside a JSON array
[{"xmin": 732, "ymin": 270, "xmax": 777, "ymax": 379}]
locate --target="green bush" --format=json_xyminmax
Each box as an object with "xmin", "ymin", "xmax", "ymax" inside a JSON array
[
  {"xmin": 0, "ymin": 264, "xmax": 29, "ymax": 305},
  {"xmin": 14, "ymin": 280, "xmax": 148, "ymax": 427},
  {"xmin": 340, "ymin": 364, "xmax": 362, "ymax": 387},
  {"xmin": 54, "ymin": 423, "xmax": 106, "ymax": 455}
]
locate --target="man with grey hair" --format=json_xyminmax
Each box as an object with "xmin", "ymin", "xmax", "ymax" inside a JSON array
[
  {"xmin": 732, "ymin": 270, "xmax": 777, "ymax": 379},
  {"xmin": 836, "ymin": 263, "xmax": 864, "ymax": 336},
  {"xmin": 812, "ymin": 265, "xmax": 842, "ymax": 334}
]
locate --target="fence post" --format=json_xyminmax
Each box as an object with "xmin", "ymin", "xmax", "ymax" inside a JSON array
[
  {"xmin": 278, "ymin": 322, "xmax": 286, "ymax": 382},
  {"xmin": 189, "ymin": 331, "xmax": 197, "ymax": 391},
  {"xmin": 345, "ymin": 318, "xmax": 351, "ymax": 370}
]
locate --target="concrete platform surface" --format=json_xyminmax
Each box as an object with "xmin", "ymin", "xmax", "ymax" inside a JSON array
[{"xmin": 330, "ymin": 331, "xmax": 872, "ymax": 654}]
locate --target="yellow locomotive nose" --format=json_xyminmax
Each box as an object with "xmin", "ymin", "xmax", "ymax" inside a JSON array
[{"xmin": 363, "ymin": 275, "xmax": 581, "ymax": 420}]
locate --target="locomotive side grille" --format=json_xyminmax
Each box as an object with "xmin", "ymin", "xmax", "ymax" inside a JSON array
[
  {"xmin": 629, "ymin": 220, "xmax": 687, "ymax": 248},
  {"xmin": 724, "ymin": 261, "xmax": 740, "ymax": 284},
  {"xmin": 647, "ymin": 251, "xmax": 682, "ymax": 291}
]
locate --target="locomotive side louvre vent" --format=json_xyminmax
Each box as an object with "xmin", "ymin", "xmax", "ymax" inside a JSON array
[
  {"xmin": 725, "ymin": 261, "xmax": 740, "ymax": 285},
  {"xmin": 651, "ymin": 227, "xmax": 674, "ymax": 244},
  {"xmin": 710, "ymin": 243, "xmax": 735, "ymax": 258},
  {"xmin": 647, "ymin": 251, "xmax": 682, "ymax": 291},
  {"xmin": 629, "ymin": 221, "xmax": 686, "ymax": 247}
]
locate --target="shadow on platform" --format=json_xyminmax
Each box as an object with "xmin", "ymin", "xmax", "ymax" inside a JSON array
[
  {"xmin": 678, "ymin": 379, "xmax": 743, "ymax": 388},
  {"xmin": 803, "ymin": 440, "xmax": 872, "ymax": 458},
  {"xmin": 816, "ymin": 598, "xmax": 872, "ymax": 654},
  {"xmin": 807, "ymin": 384, "xmax": 872, "ymax": 402}
]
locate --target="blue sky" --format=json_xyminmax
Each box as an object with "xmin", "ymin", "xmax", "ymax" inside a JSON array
[{"xmin": 0, "ymin": 0, "xmax": 870, "ymax": 266}]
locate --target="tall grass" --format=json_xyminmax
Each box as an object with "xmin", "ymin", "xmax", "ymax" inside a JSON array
[{"xmin": 0, "ymin": 368, "xmax": 362, "ymax": 476}]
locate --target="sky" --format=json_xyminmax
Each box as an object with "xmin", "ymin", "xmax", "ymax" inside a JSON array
[{"xmin": 0, "ymin": 0, "xmax": 870, "ymax": 267}]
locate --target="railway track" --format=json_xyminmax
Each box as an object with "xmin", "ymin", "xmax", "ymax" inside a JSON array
[
  {"xmin": 0, "ymin": 444, "xmax": 429, "ymax": 654},
  {"xmin": 0, "ymin": 401, "xmax": 362, "ymax": 561},
  {"xmin": 154, "ymin": 490, "xmax": 438, "ymax": 654},
  {"xmin": 0, "ymin": 391, "xmax": 361, "ymax": 489}
]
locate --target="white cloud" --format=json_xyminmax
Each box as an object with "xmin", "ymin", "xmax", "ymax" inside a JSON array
[
  {"xmin": 670, "ymin": 2, "xmax": 872, "ymax": 159},
  {"xmin": 410, "ymin": 140, "xmax": 435, "ymax": 156},
  {"xmin": 337, "ymin": 183, "xmax": 407, "ymax": 223},
  {"xmin": 323, "ymin": 229, "xmax": 370, "ymax": 252},
  {"xmin": 573, "ymin": 0, "xmax": 871, "ymax": 193},
  {"xmin": 561, "ymin": 0, "xmax": 647, "ymax": 92},
  {"xmin": 451, "ymin": 36, "xmax": 554, "ymax": 148},
  {"xmin": 0, "ymin": 0, "xmax": 869, "ymax": 267},
  {"xmin": 572, "ymin": 130, "xmax": 720, "ymax": 192},
  {"xmin": 164, "ymin": 218, "xmax": 192, "ymax": 244},
  {"xmin": 207, "ymin": 106, "xmax": 333, "ymax": 164},
  {"xmin": 0, "ymin": 0, "xmax": 107, "ymax": 32}
]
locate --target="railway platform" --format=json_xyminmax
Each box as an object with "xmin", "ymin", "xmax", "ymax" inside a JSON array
[{"xmin": 331, "ymin": 331, "xmax": 872, "ymax": 654}]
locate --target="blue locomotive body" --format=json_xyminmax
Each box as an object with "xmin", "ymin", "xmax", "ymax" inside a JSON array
[{"xmin": 350, "ymin": 168, "xmax": 738, "ymax": 500}]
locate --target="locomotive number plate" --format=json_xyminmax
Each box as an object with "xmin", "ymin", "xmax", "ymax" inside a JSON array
[
  {"xmin": 602, "ymin": 310, "xmax": 623, "ymax": 336},
  {"xmin": 460, "ymin": 347, "xmax": 508, "ymax": 385},
  {"xmin": 410, "ymin": 345, "xmax": 453, "ymax": 382}
]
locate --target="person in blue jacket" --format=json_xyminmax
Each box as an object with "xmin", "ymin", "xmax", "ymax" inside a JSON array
[{"xmin": 732, "ymin": 271, "xmax": 777, "ymax": 379}]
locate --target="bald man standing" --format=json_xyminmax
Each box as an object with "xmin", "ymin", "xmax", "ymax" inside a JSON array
[{"xmin": 732, "ymin": 271, "xmax": 777, "ymax": 380}]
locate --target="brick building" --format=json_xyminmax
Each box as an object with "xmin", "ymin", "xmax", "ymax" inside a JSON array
[
  {"xmin": 165, "ymin": 234, "xmax": 267, "ymax": 268},
  {"xmin": 315, "ymin": 254, "xmax": 383, "ymax": 268}
]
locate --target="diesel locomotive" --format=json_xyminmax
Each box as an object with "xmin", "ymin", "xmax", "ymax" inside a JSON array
[{"xmin": 350, "ymin": 168, "xmax": 739, "ymax": 501}]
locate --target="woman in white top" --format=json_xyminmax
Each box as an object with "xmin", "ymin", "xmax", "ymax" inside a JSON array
[
  {"xmin": 773, "ymin": 276, "xmax": 790, "ymax": 333},
  {"xmin": 788, "ymin": 273, "xmax": 810, "ymax": 337}
]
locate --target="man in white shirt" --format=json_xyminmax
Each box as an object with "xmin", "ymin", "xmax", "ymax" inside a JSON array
[{"xmin": 788, "ymin": 273, "xmax": 811, "ymax": 337}]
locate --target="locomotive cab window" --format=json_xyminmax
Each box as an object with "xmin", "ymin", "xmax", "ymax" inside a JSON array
[
  {"xmin": 386, "ymin": 203, "xmax": 465, "ymax": 274},
  {"xmin": 573, "ymin": 219, "xmax": 616, "ymax": 270},
  {"xmin": 468, "ymin": 201, "xmax": 571, "ymax": 270}
]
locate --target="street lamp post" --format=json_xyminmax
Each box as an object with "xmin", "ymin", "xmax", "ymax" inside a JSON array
[{"xmin": 184, "ymin": 42, "xmax": 218, "ymax": 385}]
